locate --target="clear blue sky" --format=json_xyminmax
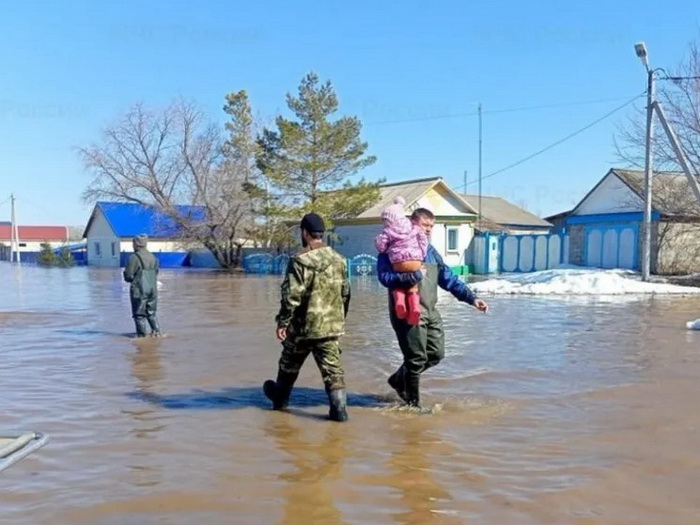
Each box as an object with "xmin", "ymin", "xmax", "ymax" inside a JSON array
[{"xmin": 1, "ymin": 0, "xmax": 698, "ymax": 226}]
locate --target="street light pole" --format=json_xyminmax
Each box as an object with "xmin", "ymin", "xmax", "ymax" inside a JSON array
[
  {"xmin": 478, "ymin": 103, "xmax": 483, "ymax": 229},
  {"xmin": 636, "ymin": 42, "xmax": 655, "ymax": 281}
]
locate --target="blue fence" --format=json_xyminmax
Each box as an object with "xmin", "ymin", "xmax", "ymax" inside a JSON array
[
  {"xmin": 471, "ymin": 232, "xmax": 569, "ymax": 274},
  {"xmin": 242, "ymin": 253, "xmax": 291, "ymax": 275},
  {"xmin": 241, "ymin": 252, "xmax": 379, "ymax": 277},
  {"xmin": 0, "ymin": 246, "xmax": 87, "ymax": 266}
]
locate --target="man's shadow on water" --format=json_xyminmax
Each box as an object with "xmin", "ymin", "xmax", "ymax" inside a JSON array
[{"xmin": 126, "ymin": 386, "xmax": 390, "ymax": 415}]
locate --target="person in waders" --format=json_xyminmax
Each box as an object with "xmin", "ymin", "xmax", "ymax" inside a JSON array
[
  {"xmin": 123, "ymin": 234, "xmax": 162, "ymax": 338},
  {"xmin": 264, "ymin": 213, "xmax": 352, "ymax": 422},
  {"xmin": 377, "ymin": 208, "xmax": 489, "ymax": 410}
]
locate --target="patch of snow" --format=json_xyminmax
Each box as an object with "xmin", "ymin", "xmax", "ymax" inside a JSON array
[
  {"xmin": 686, "ymin": 319, "xmax": 700, "ymax": 330},
  {"xmin": 470, "ymin": 268, "xmax": 700, "ymax": 296}
]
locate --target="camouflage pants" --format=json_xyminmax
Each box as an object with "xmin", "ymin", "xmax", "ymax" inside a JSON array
[{"xmin": 279, "ymin": 337, "xmax": 345, "ymax": 391}]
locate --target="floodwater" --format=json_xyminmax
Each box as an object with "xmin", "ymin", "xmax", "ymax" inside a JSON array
[{"xmin": 2, "ymin": 264, "xmax": 700, "ymax": 525}]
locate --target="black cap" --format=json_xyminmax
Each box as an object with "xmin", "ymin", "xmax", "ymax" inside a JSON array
[{"xmin": 300, "ymin": 212, "xmax": 326, "ymax": 233}]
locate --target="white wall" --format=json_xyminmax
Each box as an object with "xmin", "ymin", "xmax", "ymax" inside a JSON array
[
  {"xmin": 434, "ymin": 223, "xmax": 473, "ymax": 266},
  {"xmin": 0, "ymin": 240, "xmax": 68, "ymax": 252},
  {"xmin": 119, "ymin": 240, "xmax": 185, "ymax": 253},
  {"xmin": 85, "ymin": 208, "xmax": 121, "ymax": 267},
  {"xmin": 334, "ymin": 220, "xmax": 473, "ymax": 267},
  {"xmin": 575, "ymin": 172, "xmax": 643, "ymax": 215},
  {"xmin": 333, "ymin": 223, "xmax": 383, "ymax": 258}
]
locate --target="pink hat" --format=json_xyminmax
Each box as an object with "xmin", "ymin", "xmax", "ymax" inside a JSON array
[{"xmin": 381, "ymin": 196, "xmax": 407, "ymax": 225}]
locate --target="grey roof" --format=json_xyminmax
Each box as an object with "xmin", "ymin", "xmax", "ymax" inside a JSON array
[
  {"xmin": 612, "ymin": 168, "xmax": 700, "ymax": 216},
  {"xmin": 461, "ymin": 194, "xmax": 552, "ymax": 228},
  {"xmin": 354, "ymin": 177, "xmax": 476, "ymax": 219}
]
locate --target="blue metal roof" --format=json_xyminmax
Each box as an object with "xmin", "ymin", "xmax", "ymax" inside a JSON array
[{"xmin": 92, "ymin": 202, "xmax": 207, "ymax": 238}]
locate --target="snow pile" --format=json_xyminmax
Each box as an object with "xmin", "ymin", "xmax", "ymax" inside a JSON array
[
  {"xmin": 470, "ymin": 268, "xmax": 700, "ymax": 296},
  {"xmin": 686, "ymin": 319, "xmax": 700, "ymax": 330}
]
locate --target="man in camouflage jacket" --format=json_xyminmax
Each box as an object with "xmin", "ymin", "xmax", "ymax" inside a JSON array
[{"xmin": 264, "ymin": 213, "xmax": 352, "ymax": 422}]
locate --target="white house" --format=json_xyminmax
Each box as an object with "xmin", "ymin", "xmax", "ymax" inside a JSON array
[
  {"xmin": 332, "ymin": 177, "xmax": 477, "ymax": 274},
  {"xmin": 0, "ymin": 222, "xmax": 70, "ymax": 261},
  {"xmin": 83, "ymin": 202, "xmax": 206, "ymax": 268}
]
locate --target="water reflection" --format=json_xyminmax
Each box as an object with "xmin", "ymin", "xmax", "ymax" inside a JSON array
[
  {"xmin": 387, "ymin": 419, "xmax": 460, "ymax": 525},
  {"xmin": 265, "ymin": 417, "xmax": 349, "ymax": 525},
  {"xmin": 124, "ymin": 338, "xmax": 166, "ymax": 488}
]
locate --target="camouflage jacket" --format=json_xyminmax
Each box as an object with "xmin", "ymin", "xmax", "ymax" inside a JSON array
[{"xmin": 275, "ymin": 244, "xmax": 351, "ymax": 341}]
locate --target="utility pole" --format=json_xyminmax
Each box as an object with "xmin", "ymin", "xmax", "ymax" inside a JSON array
[
  {"xmin": 10, "ymin": 193, "xmax": 20, "ymax": 264},
  {"xmin": 478, "ymin": 103, "xmax": 483, "ymax": 229},
  {"xmin": 641, "ymin": 56, "xmax": 655, "ymax": 281},
  {"xmin": 635, "ymin": 41, "xmax": 700, "ymax": 281},
  {"xmin": 463, "ymin": 170, "xmax": 467, "ymax": 194}
]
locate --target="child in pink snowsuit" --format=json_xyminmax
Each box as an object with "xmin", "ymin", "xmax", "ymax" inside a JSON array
[{"xmin": 374, "ymin": 196, "xmax": 429, "ymax": 325}]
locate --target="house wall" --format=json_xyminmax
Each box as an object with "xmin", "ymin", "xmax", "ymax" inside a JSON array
[
  {"xmin": 413, "ymin": 185, "xmax": 470, "ymax": 216},
  {"xmin": 85, "ymin": 208, "xmax": 121, "ymax": 267},
  {"xmin": 505, "ymin": 226, "xmax": 552, "ymax": 235},
  {"xmin": 118, "ymin": 240, "xmax": 184, "ymax": 253},
  {"xmin": 333, "ymin": 223, "xmax": 383, "ymax": 258},
  {"xmin": 0, "ymin": 240, "xmax": 68, "ymax": 252},
  {"xmin": 575, "ymin": 172, "xmax": 643, "ymax": 215},
  {"xmin": 547, "ymin": 216, "xmax": 568, "ymax": 234},
  {"xmin": 568, "ymin": 219, "xmax": 645, "ymax": 270},
  {"xmin": 333, "ymin": 220, "xmax": 473, "ymax": 269},
  {"xmin": 655, "ymin": 221, "xmax": 700, "ymax": 275}
]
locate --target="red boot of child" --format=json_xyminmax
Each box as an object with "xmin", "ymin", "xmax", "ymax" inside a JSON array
[
  {"xmin": 393, "ymin": 289, "xmax": 408, "ymax": 319},
  {"xmin": 407, "ymin": 292, "xmax": 421, "ymax": 325}
]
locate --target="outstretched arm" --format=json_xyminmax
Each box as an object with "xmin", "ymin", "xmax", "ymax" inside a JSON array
[{"xmin": 434, "ymin": 249, "xmax": 477, "ymax": 305}]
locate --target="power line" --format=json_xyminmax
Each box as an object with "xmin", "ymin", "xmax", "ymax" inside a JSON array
[
  {"xmin": 455, "ymin": 92, "xmax": 645, "ymax": 191},
  {"xmin": 364, "ymin": 95, "xmax": 641, "ymax": 126}
]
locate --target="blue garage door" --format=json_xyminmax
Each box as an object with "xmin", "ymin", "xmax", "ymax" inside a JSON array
[{"xmin": 585, "ymin": 224, "xmax": 638, "ymax": 270}]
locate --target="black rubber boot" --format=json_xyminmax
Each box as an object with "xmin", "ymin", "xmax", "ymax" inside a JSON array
[
  {"xmin": 263, "ymin": 371, "xmax": 298, "ymax": 410},
  {"xmin": 327, "ymin": 388, "xmax": 348, "ymax": 422},
  {"xmin": 134, "ymin": 318, "xmax": 149, "ymax": 338},
  {"xmin": 388, "ymin": 366, "xmax": 408, "ymax": 403},
  {"xmin": 404, "ymin": 373, "xmax": 432, "ymax": 414},
  {"xmin": 147, "ymin": 316, "xmax": 162, "ymax": 337}
]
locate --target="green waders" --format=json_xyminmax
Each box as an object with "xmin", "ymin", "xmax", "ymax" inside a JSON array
[{"xmin": 387, "ymin": 261, "xmax": 445, "ymax": 408}]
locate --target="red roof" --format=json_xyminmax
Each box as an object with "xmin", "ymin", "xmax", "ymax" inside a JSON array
[{"xmin": 0, "ymin": 225, "xmax": 69, "ymax": 242}]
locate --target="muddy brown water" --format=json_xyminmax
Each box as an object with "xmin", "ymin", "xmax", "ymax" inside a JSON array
[{"xmin": 1, "ymin": 264, "xmax": 700, "ymax": 524}]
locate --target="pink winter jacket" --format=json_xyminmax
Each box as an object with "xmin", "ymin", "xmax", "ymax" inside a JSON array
[{"xmin": 374, "ymin": 217, "xmax": 429, "ymax": 264}]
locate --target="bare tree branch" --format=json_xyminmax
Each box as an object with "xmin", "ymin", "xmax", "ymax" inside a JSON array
[{"xmin": 78, "ymin": 98, "xmax": 258, "ymax": 269}]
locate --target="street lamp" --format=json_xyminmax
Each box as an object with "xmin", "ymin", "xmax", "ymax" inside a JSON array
[{"xmin": 635, "ymin": 41, "xmax": 655, "ymax": 281}]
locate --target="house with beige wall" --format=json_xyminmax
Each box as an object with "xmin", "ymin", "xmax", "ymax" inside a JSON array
[{"xmin": 332, "ymin": 177, "xmax": 477, "ymax": 274}]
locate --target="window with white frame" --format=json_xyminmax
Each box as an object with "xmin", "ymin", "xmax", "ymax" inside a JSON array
[
  {"xmin": 111, "ymin": 242, "xmax": 117, "ymax": 258},
  {"xmin": 94, "ymin": 242, "xmax": 101, "ymax": 257},
  {"xmin": 446, "ymin": 227, "xmax": 459, "ymax": 252}
]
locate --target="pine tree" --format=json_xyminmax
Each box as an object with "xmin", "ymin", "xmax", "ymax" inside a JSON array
[
  {"xmin": 37, "ymin": 242, "xmax": 57, "ymax": 267},
  {"xmin": 257, "ymin": 72, "xmax": 381, "ymax": 228}
]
